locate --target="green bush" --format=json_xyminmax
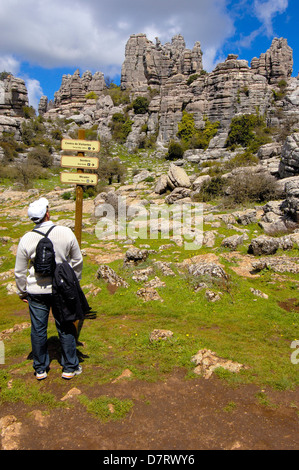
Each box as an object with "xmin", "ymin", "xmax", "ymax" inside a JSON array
[
  {"xmin": 196, "ymin": 175, "xmax": 227, "ymax": 202},
  {"xmin": 165, "ymin": 141, "xmax": 184, "ymax": 160},
  {"xmin": 186, "ymin": 74, "xmax": 199, "ymax": 86},
  {"xmin": 132, "ymin": 96, "xmax": 149, "ymax": 114},
  {"xmin": 96, "ymin": 156, "xmax": 126, "ymax": 185},
  {"xmin": 225, "ymin": 114, "xmax": 272, "ymax": 152},
  {"xmin": 28, "ymin": 146, "xmax": 53, "ymax": 168},
  {"xmin": 85, "ymin": 91, "xmax": 99, "ymax": 100},
  {"xmin": 0, "ymin": 132, "xmax": 22, "ymax": 162},
  {"xmin": 109, "ymin": 113, "xmax": 133, "ymax": 143},
  {"xmin": 106, "ymin": 85, "xmax": 131, "ymax": 106},
  {"xmin": 177, "ymin": 112, "xmax": 219, "ymax": 150},
  {"xmin": 227, "ymin": 169, "xmax": 279, "ymax": 204}
]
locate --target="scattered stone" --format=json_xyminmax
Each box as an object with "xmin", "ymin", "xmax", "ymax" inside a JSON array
[
  {"xmin": 136, "ymin": 287, "xmax": 163, "ymax": 302},
  {"xmin": 112, "ymin": 369, "xmax": 133, "ymax": 383},
  {"xmin": 124, "ymin": 247, "xmax": 148, "ymax": 265},
  {"xmin": 188, "ymin": 262, "xmax": 228, "ymax": 281},
  {"xmin": 154, "ymin": 261, "xmax": 176, "ymax": 276},
  {"xmin": 234, "ymin": 209, "xmax": 257, "ymax": 226},
  {"xmin": 96, "ymin": 265, "xmax": 128, "ymax": 288},
  {"xmin": 165, "ymin": 187, "xmax": 191, "ymax": 204},
  {"xmin": 0, "ymin": 415, "xmax": 22, "ymax": 450},
  {"xmin": 0, "ymin": 322, "xmax": 31, "ymax": 341},
  {"xmin": 191, "ymin": 349, "xmax": 246, "ymax": 379},
  {"xmin": 248, "ymin": 235, "xmax": 280, "ymax": 256},
  {"xmin": 203, "ymin": 231, "xmax": 216, "ymax": 248},
  {"xmin": 251, "ymin": 256, "xmax": 299, "ymax": 274},
  {"xmin": 221, "ymin": 233, "xmax": 249, "ymax": 250},
  {"xmin": 82, "ymin": 284, "xmax": 102, "ymax": 297},
  {"xmin": 133, "ymin": 170, "xmax": 151, "ymax": 183},
  {"xmin": 149, "ymin": 329, "xmax": 174, "ymax": 342},
  {"xmin": 61, "ymin": 388, "xmax": 82, "ymax": 401},
  {"xmin": 144, "ymin": 276, "xmax": 166, "ymax": 289},
  {"xmin": 194, "ymin": 282, "xmax": 208, "ymax": 292},
  {"xmin": 250, "ymin": 288, "xmax": 268, "ymax": 299},
  {"xmin": 132, "ymin": 267, "xmax": 154, "ymax": 282},
  {"xmin": 205, "ymin": 290, "xmax": 222, "ymax": 302}
]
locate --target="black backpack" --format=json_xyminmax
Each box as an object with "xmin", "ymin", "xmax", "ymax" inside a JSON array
[{"xmin": 32, "ymin": 225, "xmax": 56, "ymax": 276}]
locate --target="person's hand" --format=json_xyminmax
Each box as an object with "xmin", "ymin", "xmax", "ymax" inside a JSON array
[{"xmin": 21, "ymin": 298, "xmax": 28, "ymax": 303}]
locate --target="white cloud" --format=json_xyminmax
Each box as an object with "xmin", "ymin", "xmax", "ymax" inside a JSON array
[
  {"xmin": 0, "ymin": 55, "xmax": 20, "ymax": 75},
  {"xmin": 0, "ymin": 0, "xmax": 235, "ymax": 74},
  {"xmin": 25, "ymin": 78, "xmax": 43, "ymax": 111},
  {"xmin": 254, "ymin": 0, "xmax": 288, "ymax": 36}
]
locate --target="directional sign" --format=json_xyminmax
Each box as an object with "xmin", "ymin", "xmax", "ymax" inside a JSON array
[
  {"xmin": 61, "ymin": 155, "xmax": 99, "ymax": 169},
  {"xmin": 61, "ymin": 139, "xmax": 100, "ymax": 152},
  {"xmin": 60, "ymin": 172, "xmax": 98, "ymax": 186}
]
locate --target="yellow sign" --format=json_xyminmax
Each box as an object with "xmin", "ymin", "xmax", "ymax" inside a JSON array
[
  {"xmin": 61, "ymin": 155, "xmax": 99, "ymax": 169},
  {"xmin": 61, "ymin": 139, "xmax": 100, "ymax": 152},
  {"xmin": 60, "ymin": 172, "xmax": 98, "ymax": 186}
]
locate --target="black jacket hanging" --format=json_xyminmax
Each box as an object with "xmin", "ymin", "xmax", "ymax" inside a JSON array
[{"xmin": 52, "ymin": 261, "xmax": 91, "ymax": 323}]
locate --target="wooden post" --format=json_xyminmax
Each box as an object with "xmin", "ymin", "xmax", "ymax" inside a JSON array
[{"xmin": 74, "ymin": 129, "xmax": 85, "ymax": 247}]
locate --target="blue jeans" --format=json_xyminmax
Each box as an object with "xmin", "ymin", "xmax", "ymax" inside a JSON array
[{"xmin": 28, "ymin": 295, "xmax": 79, "ymax": 374}]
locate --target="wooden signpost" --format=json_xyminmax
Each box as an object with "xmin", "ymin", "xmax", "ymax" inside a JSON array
[{"xmin": 60, "ymin": 130, "xmax": 100, "ymax": 247}]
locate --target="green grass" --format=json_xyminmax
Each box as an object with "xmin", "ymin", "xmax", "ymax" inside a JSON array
[
  {"xmin": 79, "ymin": 394, "xmax": 134, "ymax": 421},
  {"xmin": 0, "ymin": 175, "xmax": 299, "ymax": 412}
]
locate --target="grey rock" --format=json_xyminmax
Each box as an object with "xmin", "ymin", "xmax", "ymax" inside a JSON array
[
  {"xmin": 248, "ymin": 235, "xmax": 280, "ymax": 255},
  {"xmin": 188, "ymin": 262, "xmax": 228, "ymax": 280}
]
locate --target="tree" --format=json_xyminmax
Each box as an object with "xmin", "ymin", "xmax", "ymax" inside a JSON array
[{"xmin": 132, "ymin": 96, "xmax": 149, "ymax": 114}]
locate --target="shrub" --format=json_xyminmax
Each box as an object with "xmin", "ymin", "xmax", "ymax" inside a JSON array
[
  {"xmin": 109, "ymin": 113, "xmax": 133, "ymax": 143},
  {"xmin": 106, "ymin": 85, "xmax": 131, "ymax": 106},
  {"xmin": 225, "ymin": 114, "xmax": 272, "ymax": 152},
  {"xmin": 96, "ymin": 156, "xmax": 126, "ymax": 185},
  {"xmin": 132, "ymin": 96, "xmax": 149, "ymax": 114},
  {"xmin": 177, "ymin": 112, "xmax": 219, "ymax": 150},
  {"xmin": 28, "ymin": 146, "xmax": 53, "ymax": 168},
  {"xmin": 15, "ymin": 163, "xmax": 45, "ymax": 189},
  {"xmin": 227, "ymin": 169, "xmax": 279, "ymax": 204},
  {"xmin": 0, "ymin": 71, "xmax": 11, "ymax": 81},
  {"xmin": 23, "ymin": 106, "xmax": 36, "ymax": 119},
  {"xmin": 85, "ymin": 91, "xmax": 99, "ymax": 100},
  {"xmin": 165, "ymin": 141, "xmax": 184, "ymax": 160},
  {"xmin": 187, "ymin": 74, "xmax": 199, "ymax": 86},
  {"xmin": 0, "ymin": 132, "xmax": 22, "ymax": 162},
  {"xmin": 196, "ymin": 175, "xmax": 227, "ymax": 202}
]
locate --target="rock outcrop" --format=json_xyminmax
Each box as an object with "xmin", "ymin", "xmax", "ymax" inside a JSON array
[
  {"xmin": 37, "ymin": 34, "xmax": 298, "ymax": 155},
  {"xmin": 121, "ymin": 34, "xmax": 203, "ymax": 91},
  {"xmin": 0, "ymin": 75, "xmax": 29, "ymax": 117}
]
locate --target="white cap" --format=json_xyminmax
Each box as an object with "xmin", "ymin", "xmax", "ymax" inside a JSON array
[{"xmin": 28, "ymin": 197, "xmax": 49, "ymax": 223}]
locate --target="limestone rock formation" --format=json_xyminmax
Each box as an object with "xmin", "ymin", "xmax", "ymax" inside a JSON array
[
  {"xmin": 0, "ymin": 75, "xmax": 28, "ymax": 117},
  {"xmin": 250, "ymin": 38, "xmax": 293, "ymax": 84},
  {"xmin": 279, "ymin": 133, "xmax": 299, "ymax": 178},
  {"xmin": 121, "ymin": 34, "xmax": 203, "ymax": 91}
]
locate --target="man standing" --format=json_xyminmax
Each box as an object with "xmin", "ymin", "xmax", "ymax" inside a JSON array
[{"xmin": 15, "ymin": 197, "xmax": 83, "ymax": 380}]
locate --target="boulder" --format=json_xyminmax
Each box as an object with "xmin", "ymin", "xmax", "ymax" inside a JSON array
[
  {"xmin": 188, "ymin": 262, "xmax": 228, "ymax": 280},
  {"xmin": 167, "ymin": 163, "xmax": 191, "ymax": 189},
  {"xmin": 154, "ymin": 174, "xmax": 169, "ymax": 194},
  {"xmin": 248, "ymin": 235, "xmax": 280, "ymax": 255}
]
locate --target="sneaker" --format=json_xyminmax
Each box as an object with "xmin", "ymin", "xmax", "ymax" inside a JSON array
[
  {"xmin": 61, "ymin": 365, "xmax": 82, "ymax": 380},
  {"xmin": 36, "ymin": 371, "xmax": 47, "ymax": 380}
]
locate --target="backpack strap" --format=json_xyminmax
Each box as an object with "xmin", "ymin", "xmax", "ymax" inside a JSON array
[{"xmin": 32, "ymin": 225, "xmax": 56, "ymax": 237}]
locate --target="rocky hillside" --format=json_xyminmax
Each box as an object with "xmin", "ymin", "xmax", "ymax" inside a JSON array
[{"xmin": 0, "ymin": 34, "xmax": 298, "ymax": 181}]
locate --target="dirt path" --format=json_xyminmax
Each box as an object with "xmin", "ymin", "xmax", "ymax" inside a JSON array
[{"xmin": 1, "ymin": 368, "xmax": 298, "ymax": 451}]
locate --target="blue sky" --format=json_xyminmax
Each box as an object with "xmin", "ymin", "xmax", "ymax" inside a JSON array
[{"xmin": 0, "ymin": 0, "xmax": 297, "ymax": 110}]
